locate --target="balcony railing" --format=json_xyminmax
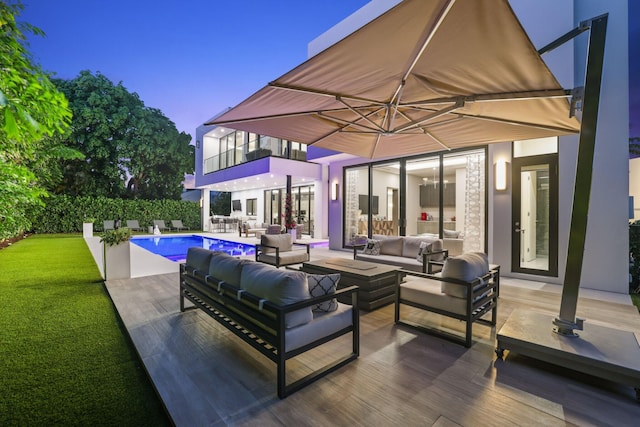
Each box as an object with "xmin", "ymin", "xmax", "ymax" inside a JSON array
[{"xmin": 203, "ymin": 140, "xmax": 307, "ymax": 174}]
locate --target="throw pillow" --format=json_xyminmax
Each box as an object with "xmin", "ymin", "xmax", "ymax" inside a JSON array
[
  {"xmin": 443, "ymin": 229, "xmax": 461, "ymax": 238},
  {"xmin": 307, "ymin": 274, "xmax": 340, "ymax": 312},
  {"xmin": 416, "ymin": 241, "xmax": 431, "ymax": 263},
  {"xmin": 363, "ymin": 239, "xmax": 381, "ymax": 255},
  {"xmin": 440, "ymin": 252, "xmax": 490, "ymax": 298}
]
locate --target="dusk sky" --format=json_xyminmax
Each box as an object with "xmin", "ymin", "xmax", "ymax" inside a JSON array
[
  {"xmin": 21, "ymin": 0, "xmax": 370, "ymax": 138},
  {"xmin": 20, "ymin": 0, "xmax": 639, "ymax": 140}
]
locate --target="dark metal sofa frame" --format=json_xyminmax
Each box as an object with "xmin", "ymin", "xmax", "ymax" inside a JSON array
[
  {"xmin": 395, "ymin": 268, "xmax": 499, "ymax": 347},
  {"xmin": 180, "ymin": 263, "xmax": 359, "ymax": 398},
  {"xmin": 255, "ymin": 241, "xmax": 311, "ymax": 268}
]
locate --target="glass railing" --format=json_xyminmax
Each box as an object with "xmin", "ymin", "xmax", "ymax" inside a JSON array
[{"xmin": 203, "ymin": 140, "xmax": 307, "ymax": 174}]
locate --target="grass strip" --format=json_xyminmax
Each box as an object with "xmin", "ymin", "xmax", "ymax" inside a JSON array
[
  {"xmin": 631, "ymin": 293, "xmax": 640, "ymax": 314},
  {"xmin": 0, "ymin": 234, "xmax": 169, "ymax": 426}
]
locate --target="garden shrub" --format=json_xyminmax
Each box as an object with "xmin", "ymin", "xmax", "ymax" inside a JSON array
[{"xmin": 30, "ymin": 195, "xmax": 200, "ymax": 233}]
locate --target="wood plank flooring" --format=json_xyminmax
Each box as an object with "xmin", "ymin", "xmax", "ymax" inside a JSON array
[{"xmin": 105, "ymin": 250, "xmax": 640, "ymax": 426}]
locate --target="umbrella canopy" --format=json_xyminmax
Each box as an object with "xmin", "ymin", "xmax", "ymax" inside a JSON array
[{"xmin": 209, "ymin": 0, "xmax": 580, "ymax": 159}]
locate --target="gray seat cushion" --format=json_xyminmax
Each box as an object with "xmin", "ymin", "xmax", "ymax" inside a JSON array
[
  {"xmin": 208, "ymin": 252, "xmax": 246, "ymax": 287},
  {"xmin": 240, "ymin": 262, "xmax": 312, "ymax": 328},
  {"xmin": 186, "ymin": 247, "xmax": 217, "ymax": 273},
  {"xmin": 400, "ymin": 276, "xmax": 468, "ymax": 316},
  {"xmin": 261, "ymin": 233, "xmax": 293, "ymax": 254},
  {"xmin": 379, "ymin": 237, "xmax": 403, "ymax": 256},
  {"xmin": 258, "ymin": 251, "xmax": 309, "ymax": 266}
]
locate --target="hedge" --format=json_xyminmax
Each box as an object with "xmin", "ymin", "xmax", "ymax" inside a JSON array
[{"xmin": 31, "ymin": 195, "xmax": 201, "ymax": 233}]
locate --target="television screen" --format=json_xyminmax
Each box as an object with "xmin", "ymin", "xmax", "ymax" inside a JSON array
[
  {"xmin": 232, "ymin": 199, "xmax": 241, "ymax": 211},
  {"xmin": 358, "ymin": 195, "xmax": 379, "ymax": 215}
]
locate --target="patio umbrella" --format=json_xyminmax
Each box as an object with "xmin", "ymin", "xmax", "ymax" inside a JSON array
[{"xmin": 209, "ymin": 0, "xmax": 580, "ymax": 159}]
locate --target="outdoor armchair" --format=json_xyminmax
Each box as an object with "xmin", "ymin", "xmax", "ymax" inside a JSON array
[
  {"xmin": 255, "ymin": 233, "xmax": 310, "ymax": 268},
  {"xmin": 103, "ymin": 220, "xmax": 115, "ymax": 231}
]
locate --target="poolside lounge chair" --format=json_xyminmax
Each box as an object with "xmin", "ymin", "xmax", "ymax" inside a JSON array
[
  {"xmin": 153, "ymin": 220, "xmax": 169, "ymax": 232},
  {"xmin": 103, "ymin": 220, "xmax": 115, "ymax": 231},
  {"xmin": 171, "ymin": 220, "xmax": 188, "ymax": 231},
  {"xmin": 126, "ymin": 220, "xmax": 142, "ymax": 231}
]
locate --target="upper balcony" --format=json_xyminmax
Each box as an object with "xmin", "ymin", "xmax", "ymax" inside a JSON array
[{"xmin": 203, "ymin": 138, "xmax": 307, "ymax": 175}]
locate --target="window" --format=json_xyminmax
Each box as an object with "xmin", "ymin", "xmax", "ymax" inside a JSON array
[
  {"xmin": 345, "ymin": 147, "xmax": 487, "ymax": 253},
  {"xmin": 246, "ymin": 198, "xmax": 257, "ymax": 216}
]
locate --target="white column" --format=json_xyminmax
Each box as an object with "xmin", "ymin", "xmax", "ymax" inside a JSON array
[{"xmin": 201, "ymin": 189, "xmax": 211, "ymax": 231}]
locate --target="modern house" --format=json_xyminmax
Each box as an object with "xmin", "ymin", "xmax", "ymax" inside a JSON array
[{"xmin": 194, "ymin": 0, "xmax": 629, "ymax": 294}]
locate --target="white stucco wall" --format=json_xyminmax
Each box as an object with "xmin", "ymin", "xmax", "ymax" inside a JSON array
[
  {"xmin": 506, "ymin": 0, "xmax": 629, "ymax": 293},
  {"xmin": 572, "ymin": 1, "xmax": 629, "ymax": 293},
  {"xmin": 630, "ymin": 158, "xmax": 640, "ymax": 220}
]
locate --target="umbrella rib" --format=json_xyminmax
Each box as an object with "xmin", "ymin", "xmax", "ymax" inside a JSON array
[
  {"xmin": 390, "ymin": 0, "xmax": 457, "ymax": 105},
  {"xmin": 212, "ymin": 109, "xmax": 337, "ymax": 125},
  {"xmin": 370, "ymin": 133, "xmax": 383, "ymax": 159},
  {"xmin": 318, "ymin": 110, "xmax": 385, "ymax": 133},
  {"xmin": 401, "ymin": 89, "xmax": 572, "ymax": 108},
  {"xmin": 455, "ymin": 112, "xmax": 579, "ymax": 134},
  {"xmin": 393, "ymin": 100, "xmax": 464, "ymax": 133},
  {"xmin": 337, "ymin": 97, "xmax": 386, "ymax": 132},
  {"xmin": 424, "ymin": 131, "xmax": 452, "ymax": 151},
  {"xmin": 269, "ymin": 82, "xmax": 386, "ymax": 107}
]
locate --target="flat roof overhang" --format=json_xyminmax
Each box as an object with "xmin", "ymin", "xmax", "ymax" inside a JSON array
[{"xmin": 195, "ymin": 156, "xmax": 323, "ymax": 192}]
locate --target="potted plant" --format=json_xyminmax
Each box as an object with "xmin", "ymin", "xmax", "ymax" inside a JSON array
[
  {"xmin": 283, "ymin": 193, "xmax": 297, "ymax": 240},
  {"xmin": 100, "ymin": 228, "xmax": 132, "ymax": 280},
  {"xmin": 82, "ymin": 217, "xmax": 95, "ymax": 238}
]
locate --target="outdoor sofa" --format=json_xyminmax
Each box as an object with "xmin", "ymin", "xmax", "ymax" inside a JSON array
[
  {"xmin": 354, "ymin": 234, "xmax": 448, "ymax": 273},
  {"xmin": 395, "ymin": 252, "xmax": 499, "ymax": 347},
  {"xmin": 179, "ymin": 247, "xmax": 359, "ymax": 398},
  {"xmin": 239, "ymin": 220, "xmax": 268, "ymax": 237}
]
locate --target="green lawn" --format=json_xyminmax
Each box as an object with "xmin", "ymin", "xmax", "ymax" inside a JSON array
[
  {"xmin": 632, "ymin": 293, "xmax": 640, "ymax": 314},
  {"xmin": 0, "ymin": 234, "xmax": 169, "ymax": 426}
]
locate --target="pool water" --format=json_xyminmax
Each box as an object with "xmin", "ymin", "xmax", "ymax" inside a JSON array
[{"xmin": 131, "ymin": 235, "xmax": 255, "ymax": 262}]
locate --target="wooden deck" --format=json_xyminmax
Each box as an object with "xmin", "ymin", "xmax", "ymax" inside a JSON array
[{"xmin": 105, "ymin": 248, "xmax": 640, "ymax": 426}]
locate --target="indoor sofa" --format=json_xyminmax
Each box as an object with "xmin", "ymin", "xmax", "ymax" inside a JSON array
[{"xmin": 180, "ymin": 247, "xmax": 359, "ymax": 398}]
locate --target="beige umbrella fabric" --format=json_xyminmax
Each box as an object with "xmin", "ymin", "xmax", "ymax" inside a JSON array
[{"xmin": 209, "ymin": 0, "xmax": 580, "ymax": 159}]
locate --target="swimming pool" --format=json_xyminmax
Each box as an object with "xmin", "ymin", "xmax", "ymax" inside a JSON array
[{"xmin": 131, "ymin": 235, "xmax": 255, "ymax": 262}]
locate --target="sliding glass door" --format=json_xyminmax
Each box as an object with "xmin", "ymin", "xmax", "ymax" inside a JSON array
[{"xmin": 344, "ymin": 148, "xmax": 487, "ymax": 255}]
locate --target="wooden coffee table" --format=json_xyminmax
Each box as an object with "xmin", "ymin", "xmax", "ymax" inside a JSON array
[{"xmin": 301, "ymin": 258, "xmax": 399, "ymax": 310}]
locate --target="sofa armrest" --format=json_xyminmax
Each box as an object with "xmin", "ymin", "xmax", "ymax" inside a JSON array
[
  {"xmin": 420, "ymin": 249, "xmax": 449, "ymax": 273},
  {"xmin": 255, "ymin": 243, "xmax": 281, "ymax": 261},
  {"xmin": 292, "ymin": 242, "xmax": 311, "ymax": 256}
]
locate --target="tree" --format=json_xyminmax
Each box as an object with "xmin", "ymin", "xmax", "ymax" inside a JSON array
[
  {"xmin": 0, "ymin": 1, "xmax": 74, "ymax": 240},
  {"xmin": 211, "ymin": 192, "xmax": 231, "ymax": 216},
  {"xmin": 53, "ymin": 71, "xmax": 194, "ymax": 200},
  {"xmin": 124, "ymin": 107, "xmax": 194, "ymax": 200},
  {"xmin": 631, "ymin": 137, "xmax": 640, "ymax": 157}
]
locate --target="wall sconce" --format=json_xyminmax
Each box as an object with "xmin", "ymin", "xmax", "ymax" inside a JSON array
[
  {"xmin": 331, "ymin": 182, "xmax": 339, "ymax": 201},
  {"xmin": 494, "ymin": 159, "xmax": 509, "ymax": 191},
  {"xmin": 196, "ymin": 139, "xmax": 201, "ymax": 148}
]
